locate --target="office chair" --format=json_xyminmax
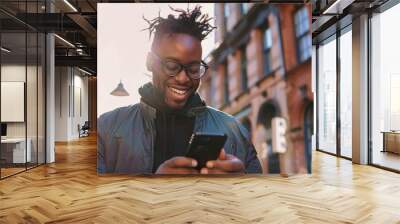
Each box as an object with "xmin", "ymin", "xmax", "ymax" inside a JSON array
[{"xmin": 78, "ymin": 121, "xmax": 90, "ymax": 138}]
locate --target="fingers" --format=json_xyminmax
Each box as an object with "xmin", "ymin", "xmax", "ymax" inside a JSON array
[
  {"xmin": 206, "ymin": 155, "xmax": 244, "ymax": 173},
  {"xmin": 218, "ymin": 148, "xmax": 227, "ymax": 160},
  {"xmin": 164, "ymin": 156, "xmax": 197, "ymax": 168},
  {"xmin": 159, "ymin": 154, "xmax": 245, "ymax": 174},
  {"xmin": 155, "ymin": 157, "xmax": 200, "ymax": 174},
  {"xmin": 161, "ymin": 168, "xmax": 199, "ymax": 174},
  {"xmin": 200, "ymin": 167, "xmax": 226, "ymax": 174}
]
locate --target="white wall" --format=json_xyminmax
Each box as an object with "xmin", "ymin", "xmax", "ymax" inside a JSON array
[
  {"xmin": 72, "ymin": 73, "xmax": 89, "ymax": 138},
  {"xmin": 55, "ymin": 67, "xmax": 89, "ymax": 141},
  {"xmin": 1, "ymin": 65, "xmax": 37, "ymax": 138},
  {"xmin": 55, "ymin": 67, "xmax": 68, "ymax": 141},
  {"xmin": 1, "ymin": 63, "xmax": 46, "ymax": 164}
]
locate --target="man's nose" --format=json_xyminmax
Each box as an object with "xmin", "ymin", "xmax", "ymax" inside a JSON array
[{"xmin": 174, "ymin": 68, "xmax": 191, "ymax": 84}]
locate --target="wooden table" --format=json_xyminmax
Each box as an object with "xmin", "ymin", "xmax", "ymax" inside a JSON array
[
  {"xmin": 0, "ymin": 138, "xmax": 31, "ymax": 164},
  {"xmin": 382, "ymin": 131, "xmax": 400, "ymax": 154}
]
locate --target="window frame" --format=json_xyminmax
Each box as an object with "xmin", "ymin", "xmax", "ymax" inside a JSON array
[
  {"xmin": 294, "ymin": 6, "xmax": 311, "ymax": 63},
  {"xmin": 240, "ymin": 3, "xmax": 248, "ymax": 15},
  {"xmin": 262, "ymin": 26, "xmax": 272, "ymax": 76},
  {"xmin": 224, "ymin": 3, "xmax": 230, "ymax": 32}
]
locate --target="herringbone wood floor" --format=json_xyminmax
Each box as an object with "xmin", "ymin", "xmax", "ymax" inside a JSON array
[{"xmin": 1, "ymin": 135, "xmax": 400, "ymax": 224}]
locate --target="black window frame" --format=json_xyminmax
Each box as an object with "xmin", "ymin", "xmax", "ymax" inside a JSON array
[
  {"xmin": 240, "ymin": 3, "xmax": 248, "ymax": 15},
  {"xmin": 224, "ymin": 3, "xmax": 230, "ymax": 32},
  {"xmin": 262, "ymin": 26, "xmax": 272, "ymax": 76},
  {"xmin": 0, "ymin": 1, "xmax": 47, "ymax": 180},
  {"xmin": 294, "ymin": 6, "xmax": 311, "ymax": 63}
]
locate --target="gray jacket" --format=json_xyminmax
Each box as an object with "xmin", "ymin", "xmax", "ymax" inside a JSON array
[{"xmin": 97, "ymin": 101, "xmax": 262, "ymax": 174}]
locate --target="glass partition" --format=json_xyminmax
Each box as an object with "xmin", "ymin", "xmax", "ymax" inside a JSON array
[
  {"xmin": 317, "ymin": 35, "xmax": 337, "ymax": 154},
  {"xmin": 38, "ymin": 32, "xmax": 45, "ymax": 165},
  {"xmin": 27, "ymin": 31, "xmax": 38, "ymax": 169},
  {"xmin": 371, "ymin": 3, "xmax": 400, "ymax": 171},
  {"xmin": 1, "ymin": 31, "xmax": 28, "ymax": 177},
  {"xmin": 339, "ymin": 27, "xmax": 352, "ymax": 158},
  {"xmin": 0, "ymin": 1, "xmax": 46, "ymax": 179}
]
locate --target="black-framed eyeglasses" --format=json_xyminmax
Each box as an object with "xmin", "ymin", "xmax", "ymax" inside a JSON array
[{"xmin": 150, "ymin": 52, "xmax": 208, "ymax": 80}]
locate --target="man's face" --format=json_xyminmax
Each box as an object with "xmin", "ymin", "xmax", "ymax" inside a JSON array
[{"xmin": 151, "ymin": 33, "xmax": 202, "ymax": 109}]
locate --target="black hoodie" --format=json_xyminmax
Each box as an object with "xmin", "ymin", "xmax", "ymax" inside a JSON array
[{"xmin": 139, "ymin": 82, "xmax": 205, "ymax": 172}]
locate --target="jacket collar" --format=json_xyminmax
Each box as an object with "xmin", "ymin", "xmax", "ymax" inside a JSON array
[
  {"xmin": 139, "ymin": 100, "xmax": 207, "ymax": 118},
  {"xmin": 138, "ymin": 82, "xmax": 207, "ymax": 117}
]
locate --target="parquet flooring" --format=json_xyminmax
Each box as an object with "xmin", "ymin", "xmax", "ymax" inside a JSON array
[
  {"xmin": 1, "ymin": 167, "xmax": 26, "ymax": 177},
  {"xmin": 1, "ymin": 135, "xmax": 400, "ymax": 223}
]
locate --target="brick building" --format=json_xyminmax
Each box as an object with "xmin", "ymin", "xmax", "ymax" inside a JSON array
[{"xmin": 199, "ymin": 3, "xmax": 313, "ymax": 174}]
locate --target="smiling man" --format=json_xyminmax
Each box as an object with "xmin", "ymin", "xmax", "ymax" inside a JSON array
[{"xmin": 97, "ymin": 6, "xmax": 262, "ymax": 174}]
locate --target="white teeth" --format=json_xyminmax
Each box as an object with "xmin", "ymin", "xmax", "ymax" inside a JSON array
[{"xmin": 170, "ymin": 87, "xmax": 187, "ymax": 95}]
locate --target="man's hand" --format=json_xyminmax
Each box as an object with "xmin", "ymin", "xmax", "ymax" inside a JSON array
[
  {"xmin": 156, "ymin": 156, "xmax": 199, "ymax": 174},
  {"xmin": 200, "ymin": 149, "xmax": 245, "ymax": 174}
]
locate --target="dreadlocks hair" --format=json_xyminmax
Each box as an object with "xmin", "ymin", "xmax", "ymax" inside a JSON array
[{"xmin": 142, "ymin": 5, "xmax": 216, "ymax": 42}]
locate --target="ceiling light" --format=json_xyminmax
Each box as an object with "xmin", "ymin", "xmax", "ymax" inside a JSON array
[
  {"xmin": 1, "ymin": 47, "xmax": 11, "ymax": 53},
  {"xmin": 54, "ymin": 34, "xmax": 75, "ymax": 48},
  {"xmin": 110, "ymin": 80, "xmax": 130, "ymax": 96},
  {"xmin": 323, "ymin": 0, "xmax": 355, "ymax": 15},
  {"xmin": 63, "ymin": 0, "xmax": 78, "ymax": 12},
  {"xmin": 77, "ymin": 67, "xmax": 93, "ymax": 76}
]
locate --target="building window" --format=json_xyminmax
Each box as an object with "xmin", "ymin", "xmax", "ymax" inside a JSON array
[
  {"xmin": 263, "ymin": 27, "xmax": 272, "ymax": 75},
  {"xmin": 224, "ymin": 61, "xmax": 230, "ymax": 104},
  {"xmin": 294, "ymin": 7, "xmax": 311, "ymax": 62},
  {"xmin": 339, "ymin": 28, "xmax": 352, "ymax": 158},
  {"xmin": 370, "ymin": 4, "xmax": 400, "ymax": 171},
  {"xmin": 240, "ymin": 45, "xmax": 248, "ymax": 91},
  {"xmin": 240, "ymin": 3, "xmax": 249, "ymax": 14},
  {"xmin": 224, "ymin": 4, "xmax": 230, "ymax": 32}
]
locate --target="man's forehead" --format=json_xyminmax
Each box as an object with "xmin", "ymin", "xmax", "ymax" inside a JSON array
[
  {"xmin": 153, "ymin": 33, "xmax": 202, "ymax": 56},
  {"xmin": 154, "ymin": 33, "xmax": 201, "ymax": 47}
]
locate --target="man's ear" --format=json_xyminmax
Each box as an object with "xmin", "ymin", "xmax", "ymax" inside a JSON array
[{"xmin": 146, "ymin": 53, "xmax": 153, "ymax": 72}]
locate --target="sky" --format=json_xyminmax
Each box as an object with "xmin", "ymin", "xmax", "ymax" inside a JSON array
[{"xmin": 97, "ymin": 3, "xmax": 216, "ymax": 116}]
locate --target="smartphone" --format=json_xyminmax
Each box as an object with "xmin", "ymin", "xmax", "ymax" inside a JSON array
[{"xmin": 186, "ymin": 132, "xmax": 227, "ymax": 170}]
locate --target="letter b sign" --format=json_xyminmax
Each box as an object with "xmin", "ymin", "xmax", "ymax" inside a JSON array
[{"xmin": 272, "ymin": 117, "xmax": 287, "ymax": 154}]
